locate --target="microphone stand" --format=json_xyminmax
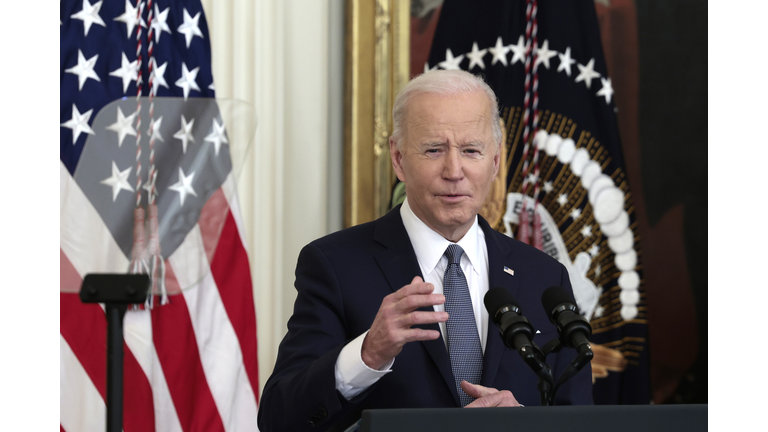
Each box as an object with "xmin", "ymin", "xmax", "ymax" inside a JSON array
[
  {"xmin": 511, "ymin": 339, "xmax": 554, "ymax": 406},
  {"xmin": 540, "ymin": 338, "xmax": 593, "ymax": 405},
  {"xmin": 80, "ymin": 274, "xmax": 150, "ymax": 432}
]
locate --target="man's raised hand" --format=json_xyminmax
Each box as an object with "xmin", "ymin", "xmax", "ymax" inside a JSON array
[{"xmin": 361, "ymin": 276, "xmax": 448, "ymax": 370}]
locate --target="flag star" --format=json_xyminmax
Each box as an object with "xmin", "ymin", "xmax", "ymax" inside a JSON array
[
  {"xmin": 596, "ymin": 77, "xmax": 614, "ymax": 104},
  {"xmin": 557, "ymin": 46, "xmax": 576, "ymax": 76},
  {"xmin": 508, "ymin": 35, "xmax": 527, "ymax": 65},
  {"xmin": 588, "ymin": 244, "xmax": 600, "ymax": 257},
  {"xmin": 543, "ymin": 181, "xmax": 554, "ymax": 193},
  {"xmin": 150, "ymin": 58, "xmax": 169, "ymax": 95},
  {"xmin": 488, "ymin": 37, "xmax": 510, "ymax": 66},
  {"xmin": 581, "ymin": 224, "xmax": 593, "ymax": 237},
  {"xmin": 173, "ymin": 115, "xmax": 195, "ymax": 153},
  {"xmin": 148, "ymin": 116, "xmax": 165, "ymax": 142},
  {"xmin": 168, "ymin": 167, "xmax": 198, "ymax": 206},
  {"xmin": 424, "ymin": 62, "xmax": 435, "ymax": 74},
  {"xmin": 438, "ymin": 48, "xmax": 464, "ymax": 70},
  {"xmin": 100, "ymin": 161, "xmax": 134, "ymax": 202},
  {"xmin": 177, "ymin": 8, "xmax": 204, "ymax": 48},
  {"xmin": 65, "ymin": 50, "xmax": 101, "ymax": 91},
  {"xmin": 526, "ymin": 173, "xmax": 537, "ymax": 185},
  {"xmin": 534, "ymin": 39, "xmax": 557, "ymax": 70},
  {"xmin": 570, "ymin": 208, "xmax": 582, "ymax": 220},
  {"xmin": 105, "ymin": 106, "xmax": 137, "ymax": 147},
  {"xmin": 175, "ymin": 62, "xmax": 201, "ymax": 100},
  {"xmin": 208, "ymin": 82, "xmax": 215, "ymax": 91},
  {"xmin": 61, "ymin": 104, "xmax": 95, "ymax": 143},
  {"xmin": 205, "ymin": 119, "xmax": 229, "ymax": 156},
  {"xmin": 143, "ymin": 169, "xmax": 158, "ymax": 198},
  {"xmin": 575, "ymin": 58, "xmax": 601, "ymax": 89},
  {"xmin": 113, "ymin": 0, "xmax": 146, "ymax": 38},
  {"xmin": 109, "ymin": 53, "xmax": 139, "ymax": 94},
  {"xmin": 557, "ymin": 193, "xmax": 568, "ymax": 206},
  {"xmin": 71, "ymin": 0, "xmax": 106, "ymax": 36},
  {"xmin": 466, "ymin": 42, "xmax": 487, "ymax": 70},
  {"xmin": 151, "ymin": 4, "xmax": 172, "ymax": 43}
]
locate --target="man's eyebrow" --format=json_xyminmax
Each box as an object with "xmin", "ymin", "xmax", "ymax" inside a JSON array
[{"xmin": 420, "ymin": 140, "xmax": 447, "ymax": 147}]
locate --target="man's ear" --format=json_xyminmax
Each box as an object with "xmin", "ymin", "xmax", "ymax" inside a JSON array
[
  {"xmin": 390, "ymin": 137, "xmax": 406, "ymax": 182},
  {"xmin": 492, "ymin": 141, "xmax": 501, "ymax": 178}
]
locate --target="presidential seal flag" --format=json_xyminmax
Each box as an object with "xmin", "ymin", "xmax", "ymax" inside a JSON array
[
  {"xmin": 60, "ymin": 1, "xmax": 260, "ymax": 431},
  {"xmin": 416, "ymin": 0, "xmax": 650, "ymax": 403}
]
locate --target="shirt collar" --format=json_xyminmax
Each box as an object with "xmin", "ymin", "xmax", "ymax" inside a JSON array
[{"xmin": 400, "ymin": 198, "xmax": 482, "ymax": 277}]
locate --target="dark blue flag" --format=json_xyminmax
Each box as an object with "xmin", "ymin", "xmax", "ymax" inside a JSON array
[
  {"xmin": 61, "ymin": 0, "xmax": 216, "ymax": 174},
  {"xmin": 424, "ymin": 0, "xmax": 651, "ymax": 404}
]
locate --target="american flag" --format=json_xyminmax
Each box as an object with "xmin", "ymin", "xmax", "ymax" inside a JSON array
[{"xmin": 60, "ymin": 1, "xmax": 259, "ymax": 431}]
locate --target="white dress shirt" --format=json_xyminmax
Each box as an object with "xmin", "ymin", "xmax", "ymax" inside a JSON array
[{"xmin": 334, "ymin": 198, "xmax": 490, "ymax": 399}]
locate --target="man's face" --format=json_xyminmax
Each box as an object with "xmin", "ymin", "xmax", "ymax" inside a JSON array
[{"xmin": 390, "ymin": 90, "xmax": 500, "ymax": 242}]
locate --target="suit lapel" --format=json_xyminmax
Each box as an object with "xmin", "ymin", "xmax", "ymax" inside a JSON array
[
  {"xmin": 478, "ymin": 216, "xmax": 518, "ymax": 387},
  {"xmin": 373, "ymin": 206, "xmax": 459, "ymax": 405}
]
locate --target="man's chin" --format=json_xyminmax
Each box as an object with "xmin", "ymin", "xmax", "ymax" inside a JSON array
[{"xmin": 432, "ymin": 212, "xmax": 476, "ymax": 236}]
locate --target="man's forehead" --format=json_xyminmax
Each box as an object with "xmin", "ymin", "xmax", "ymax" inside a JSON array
[
  {"xmin": 405, "ymin": 92, "xmax": 493, "ymax": 136},
  {"xmin": 409, "ymin": 90, "xmax": 490, "ymax": 111}
]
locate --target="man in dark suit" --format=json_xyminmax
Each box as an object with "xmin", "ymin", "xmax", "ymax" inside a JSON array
[{"xmin": 258, "ymin": 70, "xmax": 592, "ymax": 432}]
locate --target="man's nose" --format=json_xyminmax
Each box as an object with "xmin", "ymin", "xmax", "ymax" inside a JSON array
[{"xmin": 442, "ymin": 148, "xmax": 463, "ymax": 180}]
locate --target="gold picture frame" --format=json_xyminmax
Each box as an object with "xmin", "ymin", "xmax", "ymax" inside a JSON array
[{"xmin": 343, "ymin": 0, "xmax": 410, "ymax": 228}]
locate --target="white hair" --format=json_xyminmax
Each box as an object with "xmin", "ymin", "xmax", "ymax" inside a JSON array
[{"xmin": 391, "ymin": 69, "xmax": 502, "ymax": 147}]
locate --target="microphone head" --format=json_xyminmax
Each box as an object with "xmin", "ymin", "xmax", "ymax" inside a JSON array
[
  {"xmin": 542, "ymin": 285, "xmax": 579, "ymax": 320},
  {"xmin": 484, "ymin": 287, "xmax": 521, "ymax": 325}
]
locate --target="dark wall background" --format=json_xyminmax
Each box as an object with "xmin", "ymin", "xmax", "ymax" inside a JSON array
[
  {"xmin": 597, "ymin": 0, "xmax": 706, "ymax": 403},
  {"xmin": 635, "ymin": 0, "xmax": 707, "ymax": 403}
]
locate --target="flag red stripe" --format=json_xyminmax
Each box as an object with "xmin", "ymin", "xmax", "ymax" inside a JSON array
[
  {"xmin": 60, "ymin": 248, "xmax": 81, "ymax": 293},
  {"xmin": 60, "ymin": 292, "xmax": 107, "ymax": 401},
  {"xmin": 122, "ymin": 341, "xmax": 157, "ymax": 432},
  {"xmin": 198, "ymin": 188, "xmax": 230, "ymax": 265},
  {"xmin": 151, "ymin": 263, "xmax": 225, "ymax": 432},
  {"xmin": 209, "ymin": 210, "xmax": 260, "ymax": 402}
]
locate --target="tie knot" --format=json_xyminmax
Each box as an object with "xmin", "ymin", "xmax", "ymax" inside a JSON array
[{"xmin": 444, "ymin": 244, "xmax": 464, "ymax": 266}]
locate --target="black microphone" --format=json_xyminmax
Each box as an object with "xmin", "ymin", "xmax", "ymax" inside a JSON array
[
  {"xmin": 484, "ymin": 287, "xmax": 536, "ymax": 359},
  {"xmin": 541, "ymin": 286, "xmax": 593, "ymax": 355}
]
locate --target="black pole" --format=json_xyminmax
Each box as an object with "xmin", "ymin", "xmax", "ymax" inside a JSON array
[
  {"xmin": 79, "ymin": 274, "xmax": 150, "ymax": 432},
  {"xmin": 106, "ymin": 304, "xmax": 128, "ymax": 432},
  {"xmin": 539, "ymin": 378, "xmax": 552, "ymax": 406}
]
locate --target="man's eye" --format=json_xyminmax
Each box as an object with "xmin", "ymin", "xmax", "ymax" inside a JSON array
[{"xmin": 426, "ymin": 149, "xmax": 440, "ymax": 154}]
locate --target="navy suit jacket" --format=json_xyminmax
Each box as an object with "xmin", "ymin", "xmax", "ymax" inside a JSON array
[{"xmin": 258, "ymin": 206, "xmax": 592, "ymax": 432}]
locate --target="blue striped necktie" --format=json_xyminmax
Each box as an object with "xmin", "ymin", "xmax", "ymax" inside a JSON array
[{"xmin": 443, "ymin": 244, "xmax": 483, "ymax": 407}]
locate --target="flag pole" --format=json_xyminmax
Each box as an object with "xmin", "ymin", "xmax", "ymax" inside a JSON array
[
  {"xmin": 79, "ymin": 274, "xmax": 150, "ymax": 432},
  {"xmin": 105, "ymin": 303, "xmax": 128, "ymax": 432}
]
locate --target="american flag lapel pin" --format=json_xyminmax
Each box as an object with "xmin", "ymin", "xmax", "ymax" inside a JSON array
[{"xmin": 503, "ymin": 266, "xmax": 514, "ymax": 276}]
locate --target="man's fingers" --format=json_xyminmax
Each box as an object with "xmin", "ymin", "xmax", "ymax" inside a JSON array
[
  {"xmin": 391, "ymin": 280, "xmax": 437, "ymax": 300},
  {"xmin": 361, "ymin": 276, "xmax": 446, "ymax": 370},
  {"xmin": 400, "ymin": 310, "xmax": 448, "ymax": 327},
  {"xmin": 402, "ymin": 328, "xmax": 442, "ymax": 342},
  {"xmin": 461, "ymin": 381, "xmax": 520, "ymax": 408},
  {"xmin": 385, "ymin": 279, "xmax": 445, "ymax": 313},
  {"xmin": 460, "ymin": 381, "xmax": 496, "ymax": 398},
  {"xmin": 393, "ymin": 293, "xmax": 445, "ymax": 313}
]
